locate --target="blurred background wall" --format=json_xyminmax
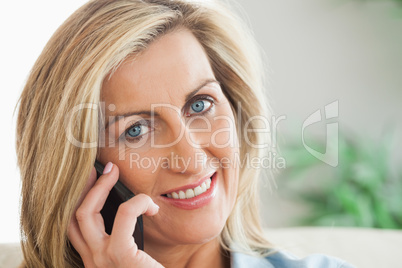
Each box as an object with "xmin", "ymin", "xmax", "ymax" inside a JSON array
[
  {"xmin": 234, "ymin": 0, "xmax": 402, "ymax": 228},
  {"xmin": 1, "ymin": 0, "xmax": 401, "ymax": 243}
]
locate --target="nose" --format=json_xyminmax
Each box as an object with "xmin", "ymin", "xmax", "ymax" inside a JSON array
[{"xmin": 165, "ymin": 120, "xmax": 208, "ymax": 175}]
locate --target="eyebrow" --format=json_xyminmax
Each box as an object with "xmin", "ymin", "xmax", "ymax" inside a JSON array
[{"xmin": 104, "ymin": 78, "xmax": 219, "ymax": 130}]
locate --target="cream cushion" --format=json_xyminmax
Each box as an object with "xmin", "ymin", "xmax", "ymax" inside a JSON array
[
  {"xmin": 264, "ymin": 227, "xmax": 402, "ymax": 268},
  {"xmin": 1, "ymin": 227, "xmax": 401, "ymax": 267}
]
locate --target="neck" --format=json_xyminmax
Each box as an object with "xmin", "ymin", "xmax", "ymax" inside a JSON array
[{"xmin": 145, "ymin": 237, "xmax": 231, "ymax": 268}]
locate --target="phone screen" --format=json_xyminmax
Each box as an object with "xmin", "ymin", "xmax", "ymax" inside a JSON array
[{"xmin": 94, "ymin": 161, "xmax": 144, "ymax": 250}]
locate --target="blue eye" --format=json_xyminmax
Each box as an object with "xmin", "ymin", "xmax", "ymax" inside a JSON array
[
  {"xmin": 187, "ymin": 97, "xmax": 213, "ymax": 115},
  {"xmin": 127, "ymin": 125, "xmax": 142, "ymax": 138},
  {"xmin": 124, "ymin": 120, "xmax": 152, "ymax": 141},
  {"xmin": 191, "ymin": 100, "xmax": 205, "ymax": 113}
]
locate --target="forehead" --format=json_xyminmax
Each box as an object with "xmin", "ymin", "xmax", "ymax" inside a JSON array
[{"xmin": 101, "ymin": 28, "xmax": 215, "ymax": 111}]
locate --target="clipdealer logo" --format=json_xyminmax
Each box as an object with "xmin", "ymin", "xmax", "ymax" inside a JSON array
[
  {"xmin": 302, "ymin": 100, "xmax": 339, "ymax": 167},
  {"xmin": 64, "ymin": 100, "xmax": 339, "ymax": 168}
]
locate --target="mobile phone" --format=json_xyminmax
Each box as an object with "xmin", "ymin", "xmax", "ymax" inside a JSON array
[{"xmin": 94, "ymin": 160, "xmax": 144, "ymax": 250}]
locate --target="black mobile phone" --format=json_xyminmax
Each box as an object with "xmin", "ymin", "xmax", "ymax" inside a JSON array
[{"xmin": 94, "ymin": 161, "xmax": 144, "ymax": 250}]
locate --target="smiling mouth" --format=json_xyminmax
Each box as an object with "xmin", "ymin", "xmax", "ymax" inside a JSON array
[{"xmin": 161, "ymin": 174, "xmax": 214, "ymax": 199}]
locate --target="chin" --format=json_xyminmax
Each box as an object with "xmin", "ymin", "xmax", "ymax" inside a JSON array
[
  {"xmin": 144, "ymin": 213, "xmax": 226, "ymax": 247},
  {"xmin": 176, "ymin": 221, "xmax": 224, "ymax": 245}
]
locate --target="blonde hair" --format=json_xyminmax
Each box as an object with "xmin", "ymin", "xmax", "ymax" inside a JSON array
[{"xmin": 16, "ymin": 0, "xmax": 273, "ymax": 266}]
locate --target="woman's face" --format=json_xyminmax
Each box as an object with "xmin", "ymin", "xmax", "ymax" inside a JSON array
[{"xmin": 98, "ymin": 28, "xmax": 239, "ymax": 247}]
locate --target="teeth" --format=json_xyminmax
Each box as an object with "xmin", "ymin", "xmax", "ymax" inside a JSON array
[
  {"xmin": 206, "ymin": 178, "xmax": 211, "ymax": 189},
  {"xmin": 194, "ymin": 186, "xmax": 203, "ymax": 196},
  {"xmin": 185, "ymin": 189, "xmax": 195, "ymax": 198},
  {"xmin": 201, "ymin": 182, "xmax": 207, "ymax": 192},
  {"xmin": 167, "ymin": 177, "xmax": 212, "ymax": 199}
]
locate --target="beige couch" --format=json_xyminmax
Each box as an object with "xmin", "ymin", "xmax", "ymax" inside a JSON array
[
  {"xmin": 1, "ymin": 227, "xmax": 401, "ymax": 267},
  {"xmin": 265, "ymin": 227, "xmax": 402, "ymax": 267}
]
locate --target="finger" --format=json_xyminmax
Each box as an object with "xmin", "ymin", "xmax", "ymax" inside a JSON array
[
  {"xmin": 110, "ymin": 194, "xmax": 159, "ymax": 249},
  {"xmin": 68, "ymin": 167, "xmax": 97, "ymax": 249},
  {"xmin": 76, "ymin": 163, "xmax": 119, "ymax": 249},
  {"xmin": 79, "ymin": 163, "xmax": 119, "ymax": 213},
  {"xmin": 78, "ymin": 167, "xmax": 98, "ymax": 208},
  {"xmin": 67, "ymin": 168, "xmax": 97, "ymax": 261},
  {"xmin": 67, "ymin": 215, "xmax": 91, "ymax": 259},
  {"xmin": 67, "ymin": 220, "xmax": 97, "ymax": 268}
]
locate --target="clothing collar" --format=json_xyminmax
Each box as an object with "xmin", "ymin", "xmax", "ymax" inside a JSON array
[{"xmin": 230, "ymin": 245, "xmax": 275, "ymax": 268}]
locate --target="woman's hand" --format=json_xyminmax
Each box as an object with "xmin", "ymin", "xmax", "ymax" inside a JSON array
[{"xmin": 68, "ymin": 162, "xmax": 163, "ymax": 268}]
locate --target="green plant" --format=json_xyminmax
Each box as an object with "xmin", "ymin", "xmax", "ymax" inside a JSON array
[{"xmin": 279, "ymin": 131, "xmax": 402, "ymax": 229}]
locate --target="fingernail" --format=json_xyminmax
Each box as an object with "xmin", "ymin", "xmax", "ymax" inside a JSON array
[
  {"xmin": 103, "ymin": 162, "xmax": 113, "ymax": 174},
  {"xmin": 154, "ymin": 203, "xmax": 160, "ymax": 210}
]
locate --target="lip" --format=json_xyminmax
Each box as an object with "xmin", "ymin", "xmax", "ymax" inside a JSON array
[
  {"xmin": 160, "ymin": 171, "xmax": 216, "ymax": 195},
  {"xmin": 159, "ymin": 172, "xmax": 218, "ymax": 210}
]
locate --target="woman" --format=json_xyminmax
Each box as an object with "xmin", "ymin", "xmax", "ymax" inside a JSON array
[{"xmin": 16, "ymin": 0, "xmax": 354, "ymax": 267}]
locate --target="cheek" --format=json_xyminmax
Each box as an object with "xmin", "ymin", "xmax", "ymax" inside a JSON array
[
  {"xmin": 210, "ymin": 115, "xmax": 240, "ymax": 210},
  {"xmin": 98, "ymin": 147, "xmax": 159, "ymax": 195},
  {"xmin": 225, "ymin": 151, "xmax": 239, "ymax": 205},
  {"xmin": 119, "ymin": 167, "xmax": 154, "ymax": 195},
  {"xmin": 210, "ymin": 113, "xmax": 239, "ymax": 168},
  {"xmin": 209, "ymin": 111, "xmax": 238, "ymax": 153},
  {"xmin": 119, "ymin": 151, "xmax": 172, "ymax": 195}
]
